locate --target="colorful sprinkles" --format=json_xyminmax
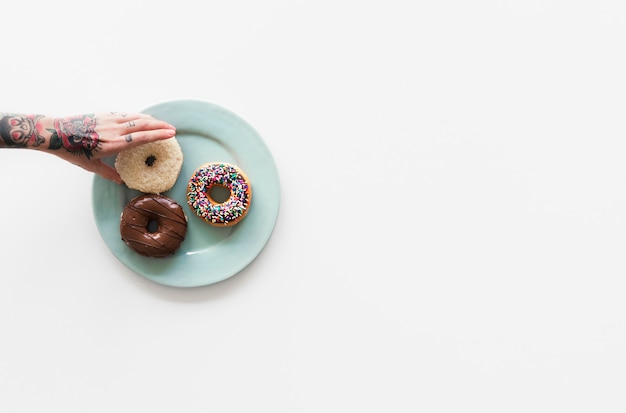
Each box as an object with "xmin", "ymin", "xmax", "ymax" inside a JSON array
[{"xmin": 186, "ymin": 162, "xmax": 252, "ymax": 226}]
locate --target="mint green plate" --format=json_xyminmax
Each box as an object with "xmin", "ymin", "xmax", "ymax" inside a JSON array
[{"xmin": 92, "ymin": 100, "xmax": 280, "ymax": 287}]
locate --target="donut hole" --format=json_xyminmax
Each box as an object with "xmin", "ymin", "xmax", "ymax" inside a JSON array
[
  {"xmin": 146, "ymin": 219, "xmax": 159, "ymax": 233},
  {"xmin": 145, "ymin": 155, "xmax": 157, "ymax": 167},
  {"xmin": 208, "ymin": 184, "xmax": 231, "ymax": 204}
]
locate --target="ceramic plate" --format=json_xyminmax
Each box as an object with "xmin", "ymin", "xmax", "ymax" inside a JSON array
[{"xmin": 92, "ymin": 100, "xmax": 280, "ymax": 287}]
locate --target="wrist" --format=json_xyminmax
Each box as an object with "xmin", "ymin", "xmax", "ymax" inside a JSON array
[{"xmin": 34, "ymin": 116, "xmax": 55, "ymax": 149}]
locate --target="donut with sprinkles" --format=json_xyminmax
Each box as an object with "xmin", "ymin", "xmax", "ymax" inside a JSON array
[{"xmin": 186, "ymin": 162, "xmax": 252, "ymax": 227}]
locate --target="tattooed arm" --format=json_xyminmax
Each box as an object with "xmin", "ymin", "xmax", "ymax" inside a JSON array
[{"xmin": 0, "ymin": 112, "xmax": 176, "ymax": 183}]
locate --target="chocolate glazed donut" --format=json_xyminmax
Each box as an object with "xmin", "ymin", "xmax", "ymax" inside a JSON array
[{"xmin": 120, "ymin": 194, "xmax": 188, "ymax": 258}]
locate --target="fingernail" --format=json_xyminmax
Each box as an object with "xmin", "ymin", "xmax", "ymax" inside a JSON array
[{"xmin": 168, "ymin": 129, "xmax": 176, "ymax": 136}]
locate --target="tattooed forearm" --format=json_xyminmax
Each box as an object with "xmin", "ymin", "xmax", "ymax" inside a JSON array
[
  {"xmin": 0, "ymin": 111, "xmax": 177, "ymax": 182},
  {"xmin": 0, "ymin": 113, "xmax": 46, "ymax": 148}
]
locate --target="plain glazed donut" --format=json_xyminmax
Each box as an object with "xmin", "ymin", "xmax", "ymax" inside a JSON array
[
  {"xmin": 115, "ymin": 137, "xmax": 183, "ymax": 193},
  {"xmin": 186, "ymin": 162, "xmax": 252, "ymax": 227},
  {"xmin": 120, "ymin": 193, "xmax": 188, "ymax": 258}
]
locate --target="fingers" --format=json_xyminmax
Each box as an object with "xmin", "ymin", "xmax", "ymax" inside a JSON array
[
  {"xmin": 98, "ymin": 112, "xmax": 175, "ymax": 133},
  {"xmin": 121, "ymin": 117, "xmax": 175, "ymax": 134},
  {"xmin": 102, "ymin": 112, "xmax": 155, "ymax": 122},
  {"xmin": 93, "ymin": 113, "xmax": 177, "ymax": 155},
  {"xmin": 107, "ymin": 128, "xmax": 176, "ymax": 153}
]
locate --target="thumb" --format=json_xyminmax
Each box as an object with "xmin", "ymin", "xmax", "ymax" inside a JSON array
[{"xmin": 91, "ymin": 160, "xmax": 123, "ymax": 184}]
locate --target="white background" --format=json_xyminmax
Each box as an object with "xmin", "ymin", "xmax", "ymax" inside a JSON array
[{"xmin": 1, "ymin": 0, "xmax": 625, "ymax": 411}]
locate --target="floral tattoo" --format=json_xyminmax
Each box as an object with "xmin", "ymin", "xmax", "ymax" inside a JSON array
[
  {"xmin": 0, "ymin": 114, "xmax": 45, "ymax": 147},
  {"xmin": 48, "ymin": 114, "xmax": 100, "ymax": 159}
]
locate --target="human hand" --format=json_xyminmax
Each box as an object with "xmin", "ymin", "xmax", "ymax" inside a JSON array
[{"xmin": 46, "ymin": 112, "xmax": 176, "ymax": 183}]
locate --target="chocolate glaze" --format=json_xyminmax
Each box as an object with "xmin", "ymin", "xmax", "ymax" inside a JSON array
[{"xmin": 120, "ymin": 194, "xmax": 188, "ymax": 258}]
